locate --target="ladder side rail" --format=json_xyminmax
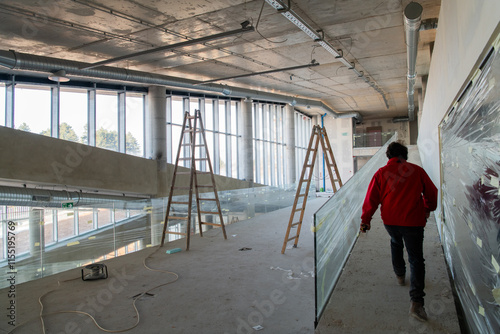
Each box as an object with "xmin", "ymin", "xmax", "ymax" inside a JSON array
[
  {"xmin": 321, "ymin": 128, "xmax": 343, "ymax": 188},
  {"xmin": 191, "ymin": 112, "xmax": 205, "ymax": 237},
  {"xmin": 318, "ymin": 128, "xmax": 339, "ymax": 193},
  {"xmin": 292, "ymin": 129, "xmax": 322, "ymax": 248},
  {"xmin": 161, "ymin": 111, "xmax": 190, "ymax": 246},
  {"xmin": 196, "ymin": 110, "xmax": 227, "ymax": 239},
  {"xmin": 281, "ymin": 125, "xmax": 320, "ymax": 253},
  {"xmin": 185, "ymin": 113, "xmax": 197, "ymax": 250}
]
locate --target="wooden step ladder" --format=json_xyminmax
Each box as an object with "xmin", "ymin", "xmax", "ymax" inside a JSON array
[
  {"xmin": 281, "ymin": 125, "xmax": 343, "ymax": 254},
  {"xmin": 160, "ymin": 109, "xmax": 227, "ymax": 250}
]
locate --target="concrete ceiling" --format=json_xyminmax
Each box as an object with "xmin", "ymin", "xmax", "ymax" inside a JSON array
[{"xmin": 0, "ymin": 0, "xmax": 440, "ymax": 120}]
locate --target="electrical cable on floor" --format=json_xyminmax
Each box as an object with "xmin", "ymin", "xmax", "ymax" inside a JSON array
[{"xmin": 8, "ymin": 246, "xmax": 179, "ymax": 334}]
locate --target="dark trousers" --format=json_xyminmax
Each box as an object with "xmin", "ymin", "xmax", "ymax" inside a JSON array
[{"xmin": 384, "ymin": 225, "xmax": 425, "ymax": 304}]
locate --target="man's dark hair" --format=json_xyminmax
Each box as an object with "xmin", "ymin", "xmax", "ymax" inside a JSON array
[{"xmin": 386, "ymin": 142, "xmax": 408, "ymax": 160}]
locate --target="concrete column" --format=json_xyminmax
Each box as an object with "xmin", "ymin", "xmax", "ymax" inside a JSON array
[
  {"xmin": 239, "ymin": 98, "xmax": 254, "ymax": 185},
  {"xmin": 29, "ymin": 208, "xmax": 44, "ymax": 257},
  {"xmin": 148, "ymin": 86, "xmax": 167, "ymax": 196},
  {"xmin": 284, "ymin": 104, "xmax": 296, "ymax": 186}
]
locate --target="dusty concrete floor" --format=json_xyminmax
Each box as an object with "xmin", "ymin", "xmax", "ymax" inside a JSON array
[
  {"xmin": 1, "ymin": 176, "xmax": 461, "ymax": 333},
  {"xmin": 315, "ymin": 213, "xmax": 461, "ymax": 334},
  {"xmin": 1, "ymin": 198, "xmax": 325, "ymax": 334}
]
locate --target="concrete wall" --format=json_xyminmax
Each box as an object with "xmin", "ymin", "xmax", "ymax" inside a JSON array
[
  {"xmin": 0, "ymin": 126, "xmax": 158, "ymax": 195},
  {"xmin": 0, "ymin": 126, "xmax": 256, "ymax": 197},
  {"xmin": 418, "ymin": 0, "xmax": 500, "ymax": 186},
  {"xmin": 314, "ymin": 116, "xmax": 354, "ymax": 191}
]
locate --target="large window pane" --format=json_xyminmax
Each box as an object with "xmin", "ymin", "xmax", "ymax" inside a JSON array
[
  {"xmin": 78, "ymin": 208, "xmax": 94, "ymax": 234},
  {"xmin": 126, "ymin": 94, "xmax": 144, "ymax": 157},
  {"xmin": 172, "ymin": 97, "xmax": 184, "ymax": 125},
  {"xmin": 205, "ymin": 101, "xmax": 213, "ymax": 130},
  {"xmin": 219, "ymin": 100, "xmax": 226, "ymax": 133},
  {"xmin": 220, "ymin": 133, "xmax": 227, "ymax": 176},
  {"xmin": 0, "ymin": 84, "xmax": 5, "ymax": 126},
  {"xmin": 97, "ymin": 208, "xmax": 112, "ymax": 228},
  {"xmin": 57, "ymin": 210, "xmax": 75, "ymax": 241},
  {"xmin": 15, "ymin": 86, "xmax": 51, "ymax": 136},
  {"xmin": 60, "ymin": 88, "xmax": 87, "ymax": 143},
  {"xmin": 96, "ymin": 91, "xmax": 118, "ymax": 151}
]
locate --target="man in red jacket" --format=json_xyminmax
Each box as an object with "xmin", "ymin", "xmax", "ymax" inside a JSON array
[{"xmin": 361, "ymin": 142, "xmax": 438, "ymax": 322}]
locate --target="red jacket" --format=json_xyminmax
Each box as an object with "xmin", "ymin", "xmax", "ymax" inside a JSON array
[{"xmin": 361, "ymin": 158, "xmax": 438, "ymax": 227}]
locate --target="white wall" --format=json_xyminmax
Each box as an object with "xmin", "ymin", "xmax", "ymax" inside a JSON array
[
  {"xmin": 321, "ymin": 116, "xmax": 354, "ymax": 191},
  {"xmin": 356, "ymin": 118, "xmax": 410, "ymax": 145},
  {"xmin": 418, "ymin": 0, "xmax": 500, "ymax": 186}
]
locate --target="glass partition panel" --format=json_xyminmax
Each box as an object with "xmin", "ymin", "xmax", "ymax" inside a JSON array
[
  {"xmin": 314, "ymin": 134, "xmax": 396, "ymax": 324},
  {"xmin": 439, "ymin": 42, "xmax": 500, "ymax": 333},
  {"xmin": 0, "ymin": 184, "xmax": 314, "ymax": 289}
]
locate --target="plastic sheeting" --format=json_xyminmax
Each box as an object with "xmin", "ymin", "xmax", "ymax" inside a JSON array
[
  {"xmin": 439, "ymin": 40, "xmax": 500, "ymax": 333},
  {"xmin": 0, "ymin": 185, "xmax": 311, "ymax": 289},
  {"xmin": 314, "ymin": 133, "xmax": 397, "ymax": 324}
]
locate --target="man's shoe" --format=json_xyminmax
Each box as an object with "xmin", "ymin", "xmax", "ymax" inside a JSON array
[
  {"xmin": 397, "ymin": 275, "xmax": 405, "ymax": 286},
  {"xmin": 409, "ymin": 301, "xmax": 428, "ymax": 321}
]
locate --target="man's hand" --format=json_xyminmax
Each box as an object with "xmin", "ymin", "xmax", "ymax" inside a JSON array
[{"xmin": 360, "ymin": 223, "xmax": 370, "ymax": 233}]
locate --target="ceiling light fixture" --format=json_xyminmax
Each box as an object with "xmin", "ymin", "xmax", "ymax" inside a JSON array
[
  {"xmin": 81, "ymin": 22, "xmax": 255, "ymax": 70},
  {"xmin": 200, "ymin": 61, "xmax": 319, "ymax": 84},
  {"xmin": 48, "ymin": 69, "xmax": 70, "ymax": 82},
  {"xmin": 265, "ymin": 0, "xmax": 389, "ymax": 108}
]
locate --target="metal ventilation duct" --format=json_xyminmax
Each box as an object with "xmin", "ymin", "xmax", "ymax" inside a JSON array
[
  {"xmin": 404, "ymin": 2, "xmax": 423, "ymax": 122},
  {"xmin": 0, "ymin": 50, "xmax": 362, "ymax": 123},
  {"xmin": 0, "ymin": 186, "xmax": 148, "ymax": 209}
]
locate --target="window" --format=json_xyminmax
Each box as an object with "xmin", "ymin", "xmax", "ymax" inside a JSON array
[
  {"xmin": 78, "ymin": 208, "xmax": 94, "ymax": 234},
  {"xmin": 15, "ymin": 86, "xmax": 51, "ymax": 136},
  {"xmin": 60, "ymin": 88, "xmax": 88, "ymax": 143},
  {"xmin": 0, "ymin": 84, "xmax": 5, "ymax": 126},
  {"xmin": 97, "ymin": 208, "xmax": 113, "ymax": 228},
  {"xmin": 96, "ymin": 91, "xmax": 118, "ymax": 152},
  {"xmin": 57, "ymin": 210, "xmax": 75, "ymax": 241},
  {"xmin": 126, "ymin": 94, "xmax": 144, "ymax": 157}
]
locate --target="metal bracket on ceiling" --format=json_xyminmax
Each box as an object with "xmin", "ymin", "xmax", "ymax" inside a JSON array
[
  {"xmin": 277, "ymin": 0, "xmax": 291, "ymax": 12},
  {"xmin": 314, "ymin": 29, "xmax": 325, "ymax": 42},
  {"xmin": 335, "ymin": 49, "xmax": 343, "ymax": 59}
]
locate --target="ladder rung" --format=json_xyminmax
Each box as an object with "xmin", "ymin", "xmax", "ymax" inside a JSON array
[
  {"xmin": 167, "ymin": 216, "xmax": 189, "ymax": 220},
  {"xmin": 294, "ymin": 208, "xmax": 304, "ymax": 212},
  {"xmin": 198, "ymin": 198, "xmax": 217, "ymax": 201},
  {"xmin": 165, "ymin": 231, "xmax": 187, "ymax": 236},
  {"xmin": 197, "ymin": 185, "xmax": 214, "ymax": 188},
  {"xmin": 195, "ymin": 158, "xmax": 208, "ymax": 161},
  {"xmin": 199, "ymin": 211, "xmax": 220, "ymax": 214},
  {"xmin": 181, "ymin": 143, "xmax": 192, "ymax": 146},
  {"xmin": 176, "ymin": 172, "xmax": 192, "ymax": 175},
  {"xmin": 200, "ymin": 222, "xmax": 222, "ymax": 226},
  {"xmin": 291, "ymin": 222, "xmax": 301, "ymax": 227},
  {"xmin": 170, "ymin": 201, "xmax": 190, "ymax": 205},
  {"xmin": 194, "ymin": 144, "xmax": 204, "ymax": 147},
  {"xmin": 187, "ymin": 115, "xmax": 196, "ymax": 119},
  {"xmin": 178, "ymin": 157, "xmax": 192, "ymax": 161},
  {"xmin": 297, "ymin": 194, "xmax": 306, "ymax": 197},
  {"xmin": 287, "ymin": 235, "xmax": 298, "ymax": 241}
]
